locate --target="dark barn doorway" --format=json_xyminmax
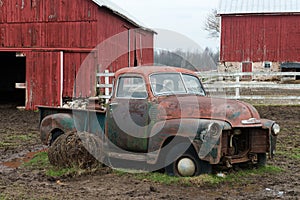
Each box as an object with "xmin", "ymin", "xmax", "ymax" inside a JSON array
[
  {"xmin": 281, "ymin": 62, "xmax": 300, "ymax": 80},
  {"xmin": 0, "ymin": 52, "xmax": 26, "ymax": 106}
]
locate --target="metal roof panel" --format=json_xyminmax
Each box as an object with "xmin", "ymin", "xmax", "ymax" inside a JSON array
[
  {"xmin": 92, "ymin": 0, "xmax": 155, "ymax": 33},
  {"xmin": 218, "ymin": 0, "xmax": 300, "ymax": 15}
]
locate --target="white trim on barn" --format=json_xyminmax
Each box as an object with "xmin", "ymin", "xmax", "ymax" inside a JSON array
[{"xmin": 91, "ymin": 0, "xmax": 156, "ymax": 33}]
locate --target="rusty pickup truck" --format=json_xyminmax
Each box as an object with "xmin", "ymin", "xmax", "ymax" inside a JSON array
[{"xmin": 39, "ymin": 66, "xmax": 280, "ymax": 177}]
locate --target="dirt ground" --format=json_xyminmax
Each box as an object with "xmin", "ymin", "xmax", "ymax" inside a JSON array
[{"xmin": 0, "ymin": 104, "xmax": 299, "ymax": 200}]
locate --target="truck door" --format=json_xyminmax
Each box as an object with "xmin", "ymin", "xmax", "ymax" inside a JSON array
[{"xmin": 107, "ymin": 75, "xmax": 149, "ymax": 152}]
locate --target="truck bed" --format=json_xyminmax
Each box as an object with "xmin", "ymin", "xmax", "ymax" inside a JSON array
[{"xmin": 38, "ymin": 106, "xmax": 106, "ymax": 136}]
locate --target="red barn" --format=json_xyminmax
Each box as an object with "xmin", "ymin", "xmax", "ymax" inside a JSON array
[
  {"xmin": 218, "ymin": 0, "xmax": 300, "ymax": 77},
  {"xmin": 0, "ymin": 0, "xmax": 155, "ymax": 109}
]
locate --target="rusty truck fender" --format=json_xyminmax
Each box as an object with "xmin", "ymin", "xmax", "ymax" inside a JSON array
[
  {"xmin": 147, "ymin": 118, "xmax": 232, "ymax": 165},
  {"xmin": 260, "ymin": 119, "xmax": 278, "ymax": 158},
  {"xmin": 40, "ymin": 113, "xmax": 76, "ymax": 145}
]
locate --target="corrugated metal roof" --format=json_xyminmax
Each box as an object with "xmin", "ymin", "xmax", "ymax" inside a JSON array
[
  {"xmin": 92, "ymin": 0, "xmax": 155, "ymax": 33},
  {"xmin": 218, "ymin": 0, "xmax": 300, "ymax": 15}
]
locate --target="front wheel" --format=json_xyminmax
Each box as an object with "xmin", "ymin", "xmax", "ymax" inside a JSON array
[
  {"xmin": 165, "ymin": 143, "xmax": 212, "ymax": 177},
  {"xmin": 257, "ymin": 153, "xmax": 267, "ymax": 167}
]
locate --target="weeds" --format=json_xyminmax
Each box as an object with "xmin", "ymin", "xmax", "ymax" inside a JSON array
[
  {"xmin": 0, "ymin": 194, "xmax": 7, "ymax": 200},
  {"xmin": 22, "ymin": 152, "xmax": 77, "ymax": 177},
  {"xmin": 22, "ymin": 152, "xmax": 98, "ymax": 178},
  {"xmin": 0, "ymin": 142, "xmax": 15, "ymax": 148},
  {"xmin": 114, "ymin": 165, "xmax": 283, "ymax": 187}
]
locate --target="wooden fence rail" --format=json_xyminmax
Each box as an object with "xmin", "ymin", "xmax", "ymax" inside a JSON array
[
  {"xmin": 197, "ymin": 72, "xmax": 300, "ymax": 103},
  {"xmin": 97, "ymin": 70, "xmax": 300, "ymax": 104}
]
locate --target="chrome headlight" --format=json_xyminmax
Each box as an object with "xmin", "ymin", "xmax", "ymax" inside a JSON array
[{"xmin": 272, "ymin": 123, "xmax": 280, "ymax": 135}]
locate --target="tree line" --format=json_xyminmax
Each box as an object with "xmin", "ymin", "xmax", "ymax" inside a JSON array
[{"xmin": 154, "ymin": 48, "xmax": 219, "ymax": 71}]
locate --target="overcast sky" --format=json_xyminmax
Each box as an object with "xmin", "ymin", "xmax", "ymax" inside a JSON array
[{"xmin": 110, "ymin": 0, "xmax": 220, "ymax": 52}]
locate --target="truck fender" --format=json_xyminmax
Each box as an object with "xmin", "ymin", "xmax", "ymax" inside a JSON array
[
  {"xmin": 40, "ymin": 113, "xmax": 76, "ymax": 145},
  {"xmin": 261, "ymin": 119, "xmax": 277, "ymax": 158},
  {"xmin": 148, "ymin": 119, "xmax": 230, "ymax": 165}
]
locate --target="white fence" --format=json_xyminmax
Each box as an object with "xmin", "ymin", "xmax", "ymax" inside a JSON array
[
  {"xmin": 197, "ymin": 72, "xmax": 300, "ymax": 104},
  {"xmin": 96, "ymin": 70, "xmax": 114, "ymax": 100},
  {"xmin": 97, "ymin": 70, "xmax": 300, "ymax": 104}
]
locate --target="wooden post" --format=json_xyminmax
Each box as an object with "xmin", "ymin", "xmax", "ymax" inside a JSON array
[
  {"xmin": 235, "ymin": 76, "xmax": 240, "ymax": 99},
  {"xmin": 105, "ymin": 70, "xmax": 110, "ymax": 103}
]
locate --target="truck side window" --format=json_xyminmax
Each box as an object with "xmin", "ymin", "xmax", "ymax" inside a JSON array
[
  {"xmin": 150, "ymin": 73, "xmax": 186, "ymax": 96},
  {"xmin": 116, "ymin": 76, "xmax": 147, "ymax": 99},
  {"xmin": 182, "ymin": 74, "xmax": 205, "ymax": 96}
]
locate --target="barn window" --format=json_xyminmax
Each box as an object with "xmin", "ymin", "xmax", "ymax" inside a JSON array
[{"xmin": 264, "ymin": 62, "xmax": 272, "ymax": 69}]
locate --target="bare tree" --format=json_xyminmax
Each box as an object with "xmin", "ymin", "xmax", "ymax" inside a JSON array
[{"xmin": 204, "ymin": 9, "xmax": 220, "ymax": 38}]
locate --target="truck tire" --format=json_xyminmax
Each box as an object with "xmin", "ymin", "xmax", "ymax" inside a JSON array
[
  {"xmin": 49, "ymin": 129, "xmax": 64, "ymax": 145},
  {"xmin": 48, "ymin": 131, "xmax": 102, "ymax": 168},
  {"xmin": 257, "ymin": 153, "xmax": 267, "ymax": 167},
  {"xmin": 164, "ymin": 143, "xmax": 212, "ymax": 177}
]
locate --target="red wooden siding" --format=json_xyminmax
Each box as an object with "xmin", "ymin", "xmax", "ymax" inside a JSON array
[
  {"xmin": 63, "ymin": 52, "xmax": 96, "ymax": 98},
  {"xmin": 0, "ymin": 0, "xmax": 97, "ymax": 23},
  {"xmin": 242, "ymin": 62, "xmax": 252, "ymax": 79},
  {"xmin": 220, "ymin": 15, "xmax": 300, "ymax": 62},
  {"xmin": 0, "ymin": 0, "xmax": 154, "ymax": 110},
  {"xmin": 26, "ymin": 51, "xmax": 61, "ymax": 109}
]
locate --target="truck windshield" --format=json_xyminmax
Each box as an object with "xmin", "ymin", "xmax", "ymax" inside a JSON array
[{"xmin": 150, "ymin": 73, "xmax": 205, "ymax": 96}]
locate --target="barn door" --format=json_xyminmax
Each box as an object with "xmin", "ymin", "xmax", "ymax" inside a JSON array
[
  {"xmin": 242, "ymin": 62, "xmax": 252, "ymax": 80},
  {"xmin": 0, "ymin": 52, "xmax": 26, "ymax": 107}
]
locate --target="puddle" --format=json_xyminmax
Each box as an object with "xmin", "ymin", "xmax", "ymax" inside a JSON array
[
  {"xmin": 0, "ymin": 145, "xmax": 47, "ymax": 171},
  {"xmin": 2, "ymin": 151, "xmax": 45, "ymax": 168}
]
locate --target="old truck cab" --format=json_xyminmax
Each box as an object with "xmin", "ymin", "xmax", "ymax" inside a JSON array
[{"xmin": 39, "ymin": 66, "xmax": 280, "ymax": 177}]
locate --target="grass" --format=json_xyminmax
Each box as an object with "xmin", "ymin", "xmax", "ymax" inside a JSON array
[
  {"xmin": 277, "ymin": 148, "xmax": 300, "ymax": 160},
  {"xmin": 114, "ymin": 165, "xmax": 283, "ymax": 187},
  {"xmin": 23, "ymin": 152, "xmax": 285, "ymax": 187},
  {"xmin": 291, "ymin": 148, "xmax": 300, "ymax": 160},
  {"xmin": 22, "ymin": 152, "xmax": 78, "ymax": 177},
  {"xmin": 0, "ymin": 194, "xmax": 7, "ymax": 200},
  {"xmin": 23, "ymin": 152, "xmax": 50, "ymax": 169},
  {"xmin": 0, "ymin": 133, "xmax": 38, "ymax": 148},
  {"xmin": 6, "ymin": 133, "xmax": 37, "ymax": 142},
  {"xmin": 0, "ymin": 142, "xmax": 15, "ymax": 148}
]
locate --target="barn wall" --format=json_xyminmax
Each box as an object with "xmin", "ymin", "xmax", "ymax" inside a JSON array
[
  {"xmin": 0, "ymin": 0, "xmax": 97, "ymax": 23},
  {"xmin": 63, "ymin": 52, "xmax": 96, "ymax": 98},
  {"xmin": 0, "ymin": 0, "xmax": 154, "ymax": 109},
  {"xmin": 26, "ymin": 51, "xmax": 61, "ymax": 109},
  {"xmin": 218, "ymin": 61, "xmax": 281, "ymax": 80},
  {"xmin": 0, "ymin": 0, "xmax": 99, "ymax": 48},
  {"xmin": 220, "ymin": 15, "xmax": 300, "ymax": 62}
]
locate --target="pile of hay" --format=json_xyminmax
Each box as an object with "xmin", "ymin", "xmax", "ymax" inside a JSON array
[{"xmin": 48, "ymin": 131, "xmax": 104, "ymax": 169}]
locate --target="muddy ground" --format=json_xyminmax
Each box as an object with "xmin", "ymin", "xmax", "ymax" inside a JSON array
[{"xmin": 0, "ymin": 104, "xmax": 299, "ymax": 200}]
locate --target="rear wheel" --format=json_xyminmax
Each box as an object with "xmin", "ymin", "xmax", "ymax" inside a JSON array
[
  {"xmin": 165, "ymin": 143, "xmax": 212, "ymax": 177},
  {"xmin": 50, "ymin": 129, "xmax": 64, "ymax": 145}
]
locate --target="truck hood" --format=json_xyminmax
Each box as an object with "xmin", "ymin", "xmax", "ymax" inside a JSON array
[{"xmin": 155, "ymin": 95, "xmax": 261, "ymax": 127}]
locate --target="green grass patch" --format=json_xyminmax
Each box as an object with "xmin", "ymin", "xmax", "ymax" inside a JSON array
[
  {"xmin": 0, "ymin": 142, "xmax": 15, "ymax": 148},
  {"xmin": 221, "ymin": 165, "xmax": 283, "ymax": 183},
  {"xmin": 22, "ymin": 152, "xmax": 79, "ymax": 178},
  {"xmin": 6, "ymin": 133, "xmax": 37, "ymax": 142},
  {"xmin": 0, "ymin": 194, "xmax": 7, "ymax": 200},
  {"xmin": 114, "ymin": 165, "xmax": 283, "ymax": 187},
  {"xmin": 277, "ymin": 148, "xmax": 300, "ymax": 160},
  {"xmin": 23, "ymin": 151, "xmax": 50, "ymax": 169},
  {"xmin": 46, "ymin": 167, "xmax": 77, "ymax": 177}
]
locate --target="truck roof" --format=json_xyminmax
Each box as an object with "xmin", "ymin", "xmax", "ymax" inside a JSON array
[{"xmin": 115, "ymin": 66, "xmax": 196, "ymax": 77}]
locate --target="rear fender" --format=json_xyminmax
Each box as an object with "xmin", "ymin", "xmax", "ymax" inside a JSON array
[{"xmin": 40, "ymin": 113, "xmax": 76, "ymax": 145}]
